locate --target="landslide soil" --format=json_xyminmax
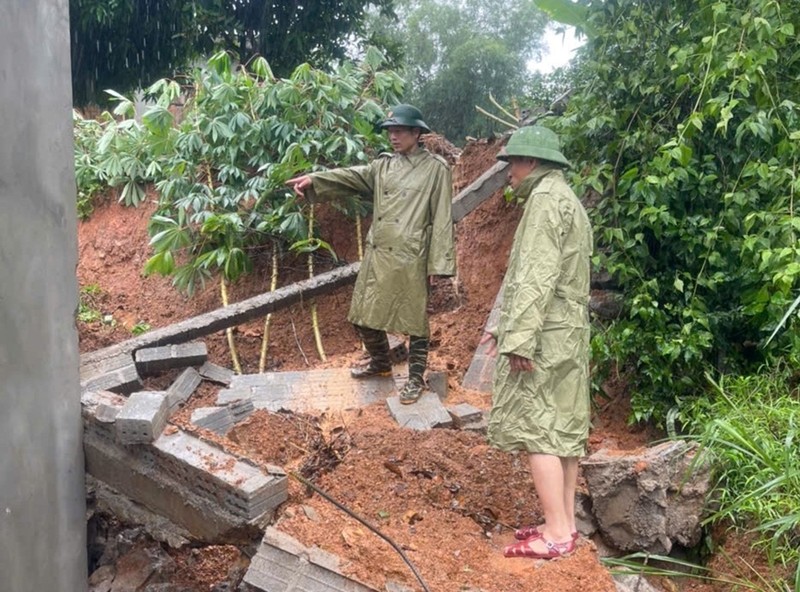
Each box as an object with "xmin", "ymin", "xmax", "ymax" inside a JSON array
[{"xmin": 80, "ymin": 137, "xmax": 690, "ymax": 592}]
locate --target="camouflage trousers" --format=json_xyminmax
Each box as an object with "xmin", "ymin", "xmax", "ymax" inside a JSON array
[{"xmin": 354, "ymin": 325, "xmax": 428, "ymax": 384}]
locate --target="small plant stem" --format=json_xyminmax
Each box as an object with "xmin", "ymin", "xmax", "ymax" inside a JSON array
[
  {"xmin": 308, "ymin": 204, "xmax": 327, "ymax": 361},
  {"xmin": 489, "ymin": 92, "xmax": 518, "ymax": 123},
  {"xmin": 258, "ymin": 242, "xmax": 279, "ymax": 373},
  {"xmin": 475, "ymin": 105, "xmax": 517, "ymax": 129},
  {"xmin": 220, "ymin": 278, "xmax": 242, "ymax": 374}
]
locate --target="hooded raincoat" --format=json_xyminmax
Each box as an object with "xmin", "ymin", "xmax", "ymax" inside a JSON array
[
  {"xmin": 308, "ymin": 148, "xmax": 455, "ymax": 337},
  {"xmin": 487, "ymin": 164, "xmax": 593, "ymax": 457}
]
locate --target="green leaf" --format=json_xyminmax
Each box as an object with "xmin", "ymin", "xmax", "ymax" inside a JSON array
[{"xmin": 533, "ymin": 0, "xmax": 593, "ymax": 34}]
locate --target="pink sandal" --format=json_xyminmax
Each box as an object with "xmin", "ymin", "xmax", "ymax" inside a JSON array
[
  {"xmin": 504, "ymin": 536, "xmax": 576, "ymax": 559},
  {"xmin": 514, "ymin": 525, "xmax": 579, "ymax": 541}
]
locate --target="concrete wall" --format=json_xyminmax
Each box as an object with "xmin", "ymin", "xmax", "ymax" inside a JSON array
[{"xmin": 0, "ymin": 2, "xmax": 87, "ymax": 591}]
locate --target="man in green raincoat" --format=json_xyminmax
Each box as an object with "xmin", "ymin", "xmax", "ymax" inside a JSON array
[
  {"xmin": 287, "ymin": 105, "xmax": 456, "ymax": 404},
  {"xmin": 480, "ymin": 126, "xmax": 592, "ymax": 560}
]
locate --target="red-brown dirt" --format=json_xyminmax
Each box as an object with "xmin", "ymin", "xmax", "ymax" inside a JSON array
[{"xmin": 79, "ymin": 138, "xmax": 777, "ymax": 592}]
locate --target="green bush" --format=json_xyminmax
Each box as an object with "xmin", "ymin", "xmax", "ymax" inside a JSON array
[
  {"xmin": 552, "ymin": 0, "xmax": 800, "ymax": 423},
  {"xmin": 685, "ymin": 367, "xmax": 800, "ymax": 590}
]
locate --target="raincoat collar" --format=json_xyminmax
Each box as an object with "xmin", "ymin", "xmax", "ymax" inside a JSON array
[
  {"xmin": 393, "ymin": 146, "xmax": 428, "ymax": 164},
  {"xmin": 513, "ymin": 162, "xmax": 563, "ymax": 202}
]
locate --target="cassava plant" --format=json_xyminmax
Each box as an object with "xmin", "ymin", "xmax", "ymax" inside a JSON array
[{"xmin": 133, "ymin": 48, "xmax": 403, "ymax": 367}]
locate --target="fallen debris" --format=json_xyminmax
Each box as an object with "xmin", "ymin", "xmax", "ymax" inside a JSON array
[
  {"xmin": 217, "ymin": 369, "xmax": 396, "ymax": 414},
  {"xmin": 134, "ymin": 342, "xmax": 208, "ymax": 376},
  {"xmin": 116, "ymin": 391, "xmax": 169, "ymax": 444},
  {"xmin": 581, "ymin": 440, "xmax": 711, "ymax": 554},
  {"xmin": 81, "ymin": 351, "xmax": 142, "ymax": 394},
  {"xmin": 243, "ymin": 527, "xmax": 376, "ymax": 592},
  {"xmin": 166, "ymin": 367, "xmax": 202, "ymax": 415},
  {"xmin": 462, "ymin": 289, "xmax": 503, "ymax": 393},
  {"xmin": 83, "ymin": 390, "xmax": 288, "ymax": 542},
  {"xmin": 199, "ymin": 361, "xmax": 235, "ymax": 386},
  {"xmin": 386, "ymin": 392, "xmax": 453, "ymax": 431},
  {"xmin": 191, "ymin": 406, "xmax": 236, "ymax": 436}
]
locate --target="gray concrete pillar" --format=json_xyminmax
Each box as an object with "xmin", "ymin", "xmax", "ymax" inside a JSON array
[{"xmin": 0, "ymin": 2, "xmax": 88, "ymax": 591}]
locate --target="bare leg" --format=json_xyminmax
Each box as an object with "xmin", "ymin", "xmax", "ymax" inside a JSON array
[
  {"xmin": 528, "ymin": 453, "xmax": 571, "ymax": 542},
  {"xmin": 560, "ymin": 456, "xmax": 579, "ymax": 533}
]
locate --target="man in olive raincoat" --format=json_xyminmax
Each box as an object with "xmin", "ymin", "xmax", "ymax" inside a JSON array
[
  {"xmin": 287, "ymin": 105, "xmax": 455, "ymax": 404},
  {"xmin": 481, "ymin": 126, "xmax": 592, "ymax": 560}
]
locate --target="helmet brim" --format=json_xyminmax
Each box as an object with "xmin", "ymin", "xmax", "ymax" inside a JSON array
[{"xmin": 378, "ymin": 117, "xmax": 431, "ymax": 134}]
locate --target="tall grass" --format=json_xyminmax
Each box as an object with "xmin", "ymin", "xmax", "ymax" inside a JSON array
[{"xmin": 682, "ymin": 365, "xmax": 800, "ymax": 591}]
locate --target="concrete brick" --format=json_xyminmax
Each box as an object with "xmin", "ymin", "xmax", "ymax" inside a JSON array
[
  {"xmin": 81, "ymin": 361, "xmax": 142, "ymax": 395},
  {"xmin": 96, "ymin": 403, "xmax": 121, "ymax": 424},
  {"xmin": 152, "ymin": 431, "xmax": 287, "ymax": 520},
  {"xmin": 83, "ymin": 429, "xmax": 262, "ymax": 544},
  {"xmin": 166, "ymin": 367, "xmax": 202, "ymax": 414},
  {"xmin": 191, "ymin": 407, "xmax": 235, "ymax": 435},
  {"xmin": 116, "ymin": 391, "xmax": 169, "ymax": 444},
  {"xmin": 386, "ymin": 392, "xmax": 453, "ymax": 431},
  {"xmin": 134, "ymin": 342, "xmax": 208, "ymax": 376},
  {"xmin": 446, "ymin": 403, "xmax": 484, "ymax": 425},
  {"xmin": 243, "ymin": 527, "xmax": 377, "ymax": 592},
  {"xmin": 83, "ymin": 396, "xmax": 287, "ymax": 541},
  {"xmin": 198, "ymin": 361, "xmax": 234, "ymax": 386},
  {"xmin": 80, "ymin": 351, "xmax": 135, "ymax": 382},
  {"xmin": 218, "ymin": 369, "xmax": 396, "ymax": 414},
  {"xmin": 462, "ymin": 288, "xmax": 503, "ymax": 393}
]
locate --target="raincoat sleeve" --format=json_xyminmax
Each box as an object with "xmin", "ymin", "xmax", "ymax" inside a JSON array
[
  {"xmin": 307, "ymin": 163, "xmax": 376, "ymax": 202},
  {"xmin": 426, "ymin": 165, "xmax": 456, "ymax": 276},
  {"xmin": 498, "ymin": 194, "xmax": 564, "ymax": 360}
]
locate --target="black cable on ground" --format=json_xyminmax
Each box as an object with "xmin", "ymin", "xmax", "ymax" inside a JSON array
[{"xmin": 289, "ymin": 471, "xmax": 432, "ymax": 592}]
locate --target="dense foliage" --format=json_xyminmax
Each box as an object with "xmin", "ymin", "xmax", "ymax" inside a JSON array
[
  {"xmin": 70, "ymin": 0, "xmax": 396, "ymax": 104},
  {"xmin": 73, "ymin": 48, "xmax": 404, "ymax": 294},
  {"xmin": 554, "ymin": 0, "xmax": 800, "ymax": 424}
]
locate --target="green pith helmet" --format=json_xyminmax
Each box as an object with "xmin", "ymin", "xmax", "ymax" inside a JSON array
[
  {"xmin": 497, "ymin": 125, "xmax": 571, "ymax": 167},
  {"xmin": 379, "ymin": 104, "xmax": 431, "ymax": 134}
]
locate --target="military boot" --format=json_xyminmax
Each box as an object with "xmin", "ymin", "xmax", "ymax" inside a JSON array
[
  {"xmin": 351, "ymin": 325, "xmax": 392, "ymax": 379},
  {"xmin": 399, "ymin": 335, "xmax": 428, "ymax": 404}
]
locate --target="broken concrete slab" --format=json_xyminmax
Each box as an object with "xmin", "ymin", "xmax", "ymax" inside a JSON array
[
  {"xmin": 80, "ymin": 263, "xmax": 363, "ymax": 373},
  {"xmin": 116, "ymin": 391, "xmax": 169, "ymax": 445},
  {"xmin": 446, "ymin": 403, "xmax": 483, "ymax": 425},
  {"xmin": 153, "ymin": 430, "xmax": 287, "ymax": 520},
  {"xmin": 80, "ymin": 351, "xmax": 142, "ymax": 394},
  {"xmin": 462, "ymin": 288, "xmax": 503, "ymax": 393},
  {"xmin": 82, "ymin": 390, "xmax": 287, "ymax": 542},
  {"xmin": 134, "ymin": 342, "xmax": 208, "ymax": 376},
  {"xmin": 581, "ymin": 440, "xmax": 711, "ymax": 554},
  {"xmin": 191, "ymin": 406, "xmax": 235, "ymax": 436},
  {"xmin": 199, "ymin": 362, "xmax": 234, "ymax": 386},
  {"xmin": 166, "ymin": 367, "xmax": 202, "ymax": 415},
  {"xmin": 243, "ymin": 527, "xmax": 377, "ymax": 592},
  {"xmin": 216, "ymin": 369, "xmax": 396, "ymax": 414},
  {"xmin": 386, "ymin": 392, "xmax": 453, "ymax": 431},
  {"xmin": 451, "ymin": 161, "xmax": 509, "ymax": 223}
]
